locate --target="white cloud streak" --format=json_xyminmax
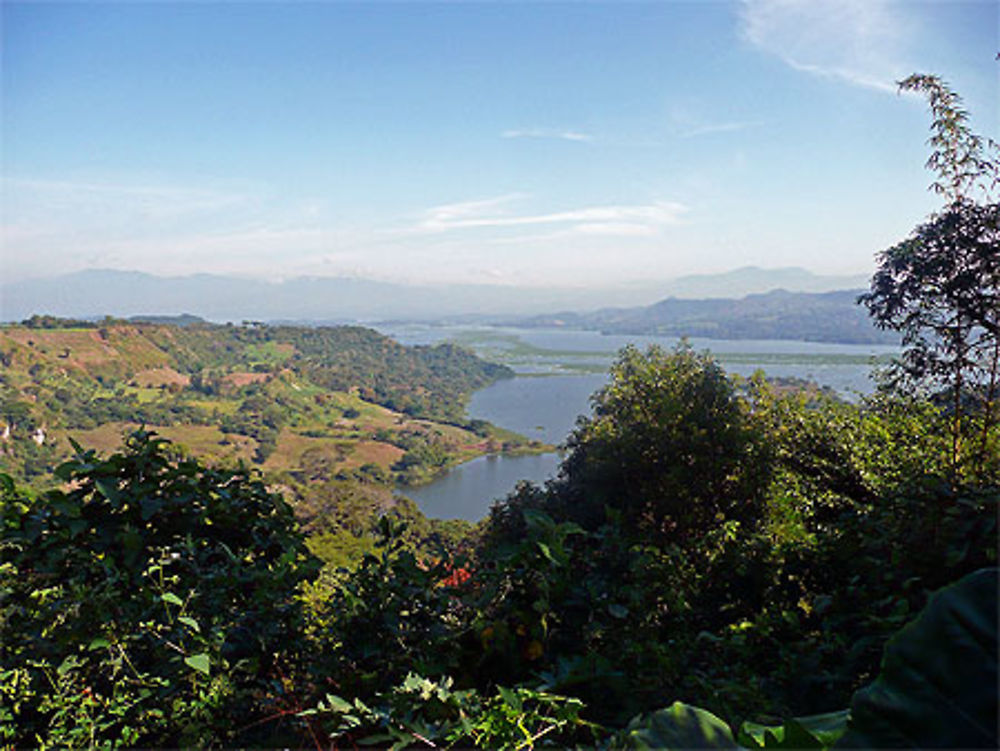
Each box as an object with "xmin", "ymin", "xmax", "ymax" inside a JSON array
[
  {"xmin": 501, "ymin": 128, "xmax": 594, "ymax": 142},
  {"xmin": 417, "ymin": 195, "xmax": 687, "ymax": 236},
  {"xmin": 739, "ymin": 0, "xmax": 913, "ymax": 92},
  {"xmin": 681, "ymin": 120, "xmax": 763, "ymax": 138}
]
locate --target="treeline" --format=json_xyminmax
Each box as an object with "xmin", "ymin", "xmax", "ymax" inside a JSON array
[
  {"xmin": 137, "ymin": 322, "xmax": 512, "ymax": 419},
  {"xmin": 266, "ymin": 325, "xmax": 511, "ymax": 419}
]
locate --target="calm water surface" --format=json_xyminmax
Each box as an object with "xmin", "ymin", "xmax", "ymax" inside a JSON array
[{"xmin": 382, "ymin": 325, "xmax": 898, "ymax": 521}]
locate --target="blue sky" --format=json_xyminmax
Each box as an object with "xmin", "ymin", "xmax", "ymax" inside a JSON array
[{"xmin": 2, "ymin": 1, "xmax": 996, "ymax": 289}]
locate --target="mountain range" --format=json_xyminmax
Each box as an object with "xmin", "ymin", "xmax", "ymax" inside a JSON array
[{"xmin": 1, "ymin": 267, "xmax": 872, "ymax": 325}]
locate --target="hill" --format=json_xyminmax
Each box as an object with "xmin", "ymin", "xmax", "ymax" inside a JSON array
[
  {"xmin": 515, "ymin": 288, "xmax": 899, "ymax": 344},
  {"xmin": 0, "ymin": 318, "xmax": 539, "ymax": 492}
]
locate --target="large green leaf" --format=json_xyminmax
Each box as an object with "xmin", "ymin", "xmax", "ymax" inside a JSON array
[
  {"xmin": 624, "ymin": 701, "xmax": 739, "ymax": 749},
  {"xmin": 836, "ymin": 567, "xmax": 998, "ymax": 749},
  {"xmin": 740, "ymin": 710, "xmax": 849, "ymax": 749},
  {"xmin": 184, "ymin": 653, "xmax": 211, "ymax": 676}
]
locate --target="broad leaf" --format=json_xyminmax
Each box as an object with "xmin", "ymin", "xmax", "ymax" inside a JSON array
[
  {"xmin": 625, "ymin": 701, "xmax": 739, "ymax": 749},
  {"xmin": 178, "ymin": 616, "xmax": 200, "ymax": 632},
  {"xmin": 740, "ymin": 710, "xmax": 848, "ymax": 749},
  {"xmin": 836, "ymin": 568, "xmax": 998, "ymax": 749},
  {"xmin": 184, "ymin": 653, "xmax": 211, "ymax": 676}
]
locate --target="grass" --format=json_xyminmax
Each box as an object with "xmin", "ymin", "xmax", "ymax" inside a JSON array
[
  {"xmin": 67, "ymin": 422, "xmax": 257, "ymax": 465},
  {"xmin": 245, "ymin": 341, "xmax": 295, "ymax": 364},
  {"xmin": 443, "ymin": 329, "xmax": 896, "ymax": 376}
]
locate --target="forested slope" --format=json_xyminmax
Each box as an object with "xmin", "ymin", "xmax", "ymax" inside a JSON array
[{"xmin": 0, "ymin": 318, "xmax": 528, "ymax": 490}]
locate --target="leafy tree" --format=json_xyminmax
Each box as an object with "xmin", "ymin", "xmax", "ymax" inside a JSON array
[
  {"xmin": 1, "ymin": 431, "xmax": 320, "ymax": 747},
  {"xmin": 860, "ymin": 75, "xmax": 999, "ymax": 478},
  {"xmin": 555, "ymin": 343, "xmax": 771, "ymax": 543}
]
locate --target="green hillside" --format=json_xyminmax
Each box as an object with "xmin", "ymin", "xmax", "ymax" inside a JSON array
[{"xmin": 0, "ymin": 317, "xmax": 540, "ymax": 492}]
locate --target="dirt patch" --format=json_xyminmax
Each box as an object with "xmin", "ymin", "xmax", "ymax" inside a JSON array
[
  {"xmin": 346, "ymin": 440, "xmax": 405, "ymax": 470},
  {"xmin": 223, "ymin": 372, "xmax": 270, "ymax": 388},
  {"xmin": 133, "ymin": 367, "xmax": 191, "ymax": 387}
]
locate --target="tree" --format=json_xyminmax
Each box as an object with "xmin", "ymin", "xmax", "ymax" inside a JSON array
[
  {"xmin": 860, "ymin": 75, "xmax": 999, "ymax": 479},
  {"xmin": 554, "ymin": 343, "xmax": 770, "ymax": 542}
]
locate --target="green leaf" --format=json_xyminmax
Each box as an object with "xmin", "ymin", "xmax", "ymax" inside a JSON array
[
  {"xmin": 184, "ymin": 653, "xmax": 210, "ymax": 675},
  {"xmin": 625, "ymin": 701, "xmax": 739, "ymax": 749},
  {"xmin": 792, "ymin": 710, "xmax": 850, "ymax": 746},
  {"xmin": 497, "ymin": 685, "xmax": 522, "ymax": 712},
  {"xmin": 53, "ymin": 461, "xmax": 78, "ymax": 482},
  {"xmin": 323, "ymin": 694, "xmax": 355, "ymax": 714},
  {"xmin": 522, "ymin": 508, "xmax": 554, "ymax": 531},
  {"xmin": 49, "ymin": 497, "xmax": 82, "ymax": 519},
  {"xmin": 56, "ymin": 655, "xmax": 81, "ymax": 677},
  {"xmin": 161, "ymin": 592, "xmax": 183, "ymax": 607},
  {"xmin": 739, "ymin": 711, "xmax": 848, "ymax": 749},
  {"xmin": 95, "ymin": 478, "xmax": 122, "ymax": 504},
  {"xmin": 87, "ymin": 637, "xmax": 111, "ymax": 651},
  {"xmin": 836, "ymin": 568, "xmax": 998, "ymax": 749},
  {"xmin": 178, "ymin": 616, "xmax": 200, "ymax": 633}
]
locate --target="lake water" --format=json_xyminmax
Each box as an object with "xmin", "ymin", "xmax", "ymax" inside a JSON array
[{"xmin": 379, "ymin": 325, "xmax": 898, "ymax": 521}]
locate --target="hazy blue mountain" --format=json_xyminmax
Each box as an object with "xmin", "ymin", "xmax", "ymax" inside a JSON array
[
  {"xmin": 514, "ymin": 289, "xmax": 898, "ymax": 345},
  {"xmin": 1, "ymin": 270, "xmax": 595, "ymax": 322},
  {"xmin": 659, "ymin": 266, "xmax": 870, "ymax": 299},
  {"xmin": 2, "ymin": 267, "xmax": 875, "ymax": 334}
]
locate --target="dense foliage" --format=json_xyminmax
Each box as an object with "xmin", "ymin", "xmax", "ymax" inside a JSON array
[
  {"xmin": 1, "ymin": 432, "xmax": 319, "ymax": 746},
  {"xmin": 3, "ymin": 340, "xmax": 996, "ymax": 747}
]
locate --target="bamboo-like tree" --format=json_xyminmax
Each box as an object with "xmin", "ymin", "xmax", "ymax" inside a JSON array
[{"xmin": 860, "ymin": 74, "xmax": 999, "ymax": 479}]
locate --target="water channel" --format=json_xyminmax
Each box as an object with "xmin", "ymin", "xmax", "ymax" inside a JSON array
[{"xmin": 377, "ymin": 325, "xmax": 899, "ymax": 521}]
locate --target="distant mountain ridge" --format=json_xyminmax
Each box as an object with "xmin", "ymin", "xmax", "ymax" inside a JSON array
[
  {"xmin": 658, "ymin": 266, "xmax": 869, "ymax": 299},
  {"xmin": 1, "ymin": 267, "xmax": 872, "ymax": 324},
  {"xmin": 513, "ymin": 288, "xmax": 898, "ymax": 345}
]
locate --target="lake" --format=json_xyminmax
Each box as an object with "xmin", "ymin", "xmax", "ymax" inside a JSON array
[{"xmin": 378, "ymin": 325, "xmax": 898, "ymax": 521}]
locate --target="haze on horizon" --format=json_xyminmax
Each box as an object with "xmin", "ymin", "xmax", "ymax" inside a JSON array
[{"xmin": 1, "ymin": 1, "xmax": 996, "ymax": 290}]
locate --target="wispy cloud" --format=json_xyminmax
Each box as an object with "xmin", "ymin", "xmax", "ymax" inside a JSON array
[
  {"xmin": 739, "ymin": 0, "xmax": 913, "ymax": 92},
  {"xmin": 416, "ymin": 195, "xmax": 687, "ymax": 237},
  {"xmin": 417, "ymin": 194, "xmax": 527, "ymax": 230},
  {"xmin": 681, "ymin": 120, "xmax": 763, "ymax": 138},
  {"xmin": 501, "ymin": 127, "xmax": 594, "ymax": 143}
]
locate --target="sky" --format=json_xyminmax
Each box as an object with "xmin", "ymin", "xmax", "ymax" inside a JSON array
[{"xmin": 2, "ymin": 0, "xmax": 997, "ymax": 289}]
